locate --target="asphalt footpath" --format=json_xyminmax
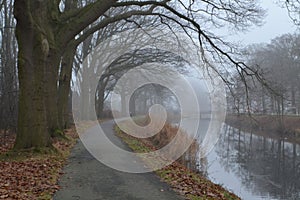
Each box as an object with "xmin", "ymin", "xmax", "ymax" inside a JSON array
[{"xmin": 53, "ymin": 120, "xmax": 183, "ymax": 200}]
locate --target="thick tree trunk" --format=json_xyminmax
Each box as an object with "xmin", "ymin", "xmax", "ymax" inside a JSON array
[
  {"xmin": 58, "ymin": 46, "xmax": 76, "ymax": 129},
  {"xmin": 45, "ymin": 51, "xmax": 61, "ymax": 132},
  {"xmin": 14, "ymin": 0, "xmax": 51, "ymax": 149}
]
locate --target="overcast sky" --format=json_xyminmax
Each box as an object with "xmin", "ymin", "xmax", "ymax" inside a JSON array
[{"xmin": 228, "ymin": 0, "xmax": 298, "ymax": 45}]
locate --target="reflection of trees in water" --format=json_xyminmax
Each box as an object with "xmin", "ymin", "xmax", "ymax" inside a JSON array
[
  {"xmin": 214, "ymin": 125, "xmax": 300, "ymax": 199},
  {"xmin": 175, "ymin": 132, "xmax": 208, "ymax": 177}
]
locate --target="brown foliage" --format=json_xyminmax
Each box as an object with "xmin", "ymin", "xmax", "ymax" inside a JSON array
[
  {"xmin": 226, "ymin": 114, "xmax": 300, "ymax": 144},
  {"xmin": 158, "ymin": 162, "xmax": 240, "ymax": 200},
  {"xmin": 123, "ymin": 115, "xmax": 200, "ymax": 170},
  {"xmin": 145, "ymin": 123, "xmax": 199, "ymax": 168},
  {"xmin": 116, "ymin": 118, "xmax": 240, "ymax": 199},
  {"xmin": 0, "ymin": 131, "xmax": 15, "ymax": 153},
  {"xmin": 0, "ymin": 128, "xmax": 78, "ymax": 199}
]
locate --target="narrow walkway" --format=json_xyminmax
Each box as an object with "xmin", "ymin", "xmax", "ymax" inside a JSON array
[{"xmin": 53, "ymin": 120, "xmax": 183, "ymax": 200}]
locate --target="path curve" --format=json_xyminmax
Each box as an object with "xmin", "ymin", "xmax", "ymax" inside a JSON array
[{"xmin": 53, "ymin": 120, "xmax": 183, "ymax": 200}]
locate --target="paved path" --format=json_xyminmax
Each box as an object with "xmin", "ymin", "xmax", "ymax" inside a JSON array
[{"xmin": 53, "ymin": 120, "xmax": 183, "ymax": 200}]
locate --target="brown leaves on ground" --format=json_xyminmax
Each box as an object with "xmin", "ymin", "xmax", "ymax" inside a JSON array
[
  {"xmin": 0, "ymin": 128, "xmax": 78, "ymax": 200},
  {"xmin": 116, "ymin": 118, "xmax": 240, "ymax": 200},
  {"xmin": 157, "ymin": 163, "xmax": 240, "ymax": 200},
  {"xmin": 0, "ymin": 157, "xmax": 62, "ymax": 199},
  {"xmin": 0, "ymin": 130, "xmax": 15, "ymax": 153}
]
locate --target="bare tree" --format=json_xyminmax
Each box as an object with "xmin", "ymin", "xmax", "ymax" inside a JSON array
[
  {"xmin": 282, "ymin": 0, "xmax": 300, "ymax": 25},
  {"xmin": 230, "ymin": 33, "xmax": 300, "ymax": 117},
  {"xmin": 13, "ymin": 0, "xmax": 264, "ymax": 149}
]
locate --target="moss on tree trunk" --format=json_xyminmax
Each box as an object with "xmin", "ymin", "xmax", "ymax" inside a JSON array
[{"xmin": 14, "ymin": 0, "xmax": 55, "ymax": 149}]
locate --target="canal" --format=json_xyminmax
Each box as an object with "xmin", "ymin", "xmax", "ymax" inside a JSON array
[{"xmin": 200, "ymin": 124, "xmax": 300, "ymax": 200}]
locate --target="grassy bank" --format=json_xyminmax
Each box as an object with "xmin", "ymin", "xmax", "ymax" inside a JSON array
[
  {"xmin": 0, "ymin": 128, "xmax": 78, "ymax": 199},
  {"xmin": 226, "ymin": 114, "xmax": 300, "ymax": 144},
  {"xmin": 115, "ymin": 119, "xmax": 240, "ymax": 200}
]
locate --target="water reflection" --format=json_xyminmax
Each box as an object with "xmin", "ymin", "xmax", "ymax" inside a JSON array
[{"xmin": 205, "ymin": 125, "xmax": 300, "ymax": 200}]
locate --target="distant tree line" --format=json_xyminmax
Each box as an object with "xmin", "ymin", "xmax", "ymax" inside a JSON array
[{"xmin": 228, "ymin": 33, "xmax": 300, "ymax": 115}]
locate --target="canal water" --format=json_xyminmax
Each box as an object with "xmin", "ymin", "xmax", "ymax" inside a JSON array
[{"xmin": 199, "ymin": 124, "xmax": 300, "ymax": 200}]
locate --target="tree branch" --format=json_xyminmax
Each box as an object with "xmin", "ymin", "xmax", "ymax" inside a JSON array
[
  {"xmin": 58, "ymin": 0, "xmax": 117, "ymax": 47},
  {"xmin": 73, "ymin": 7, "xmax": 156, "ymax": 47}
]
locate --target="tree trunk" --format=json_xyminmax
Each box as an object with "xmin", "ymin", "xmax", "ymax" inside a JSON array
[
  {"xmin": 261, "ymin": 86, "xmax": 266, "ymax": 114},
  {"xmin": 58, "ymin": 46, "xmax": 76, "ymax": 129},
  {"xmin": 291, "ymin": 86, "xmax": 296, "ymax": 107},
  {"xmin": 129, "ymin": 93, "xmax": 137, "ymax": 116},
  {"xmin": 80, "ymin": 68, "xmax": 90, "ymax": 120},
  {"xmin": 45, "ymin": 51, "xmax": 61, "ymax": 132},
  {"xmin": 14, "ymin": 0, "xmax": 51, "ymax": 149},
  {"xmin": 120, "ymin": 85, "xmax": 127, "ymax": 117},
  {"xmin": 96, "ymin": 83, "xmax": 106, "ymax": 119}
]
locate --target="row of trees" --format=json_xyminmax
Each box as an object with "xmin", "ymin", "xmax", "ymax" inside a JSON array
[
  {"xmin": 0, "ymin": 0, "xmax": 298, "ymax": 149},
  {"xmin": 77, "ymin": 47, "xmax": 186, "ymax": 120},
  {"xmin": 13, "ymin": 0, "xmax": 266, "ymax": 150},
  {"xmin": 0, "ymin": 0, "xmax": 17, "ymax": 132},
  {"xmin": 228, "ymin": 33, "xmax": 300, "ymax": 115}
]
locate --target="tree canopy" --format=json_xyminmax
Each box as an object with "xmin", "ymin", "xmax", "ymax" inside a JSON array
[{"xmin": 0, "ymin": 0, "xmax": 269, "ymax": 149}]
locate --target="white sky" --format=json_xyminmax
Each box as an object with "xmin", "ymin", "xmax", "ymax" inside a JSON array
[{"xmin": 228, "ymin": 0, "xmax": 298, "ymax": 45}]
